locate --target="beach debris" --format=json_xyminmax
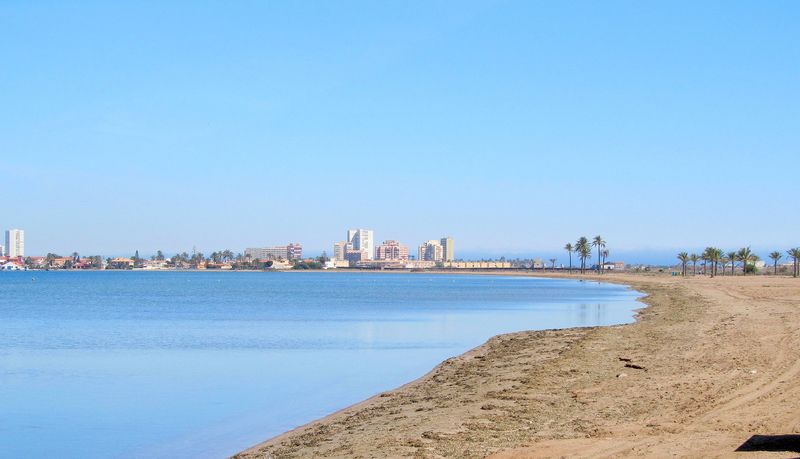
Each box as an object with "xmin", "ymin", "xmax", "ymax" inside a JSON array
[
  {"xmin": 617, "ymin": 372, "xmax": 629, "ymax": 378},
  {"xmin": 625, "ymin": 363, "xmax": 647, "ymax": 371},
  {"xmin": 618, "ymin": 357, "xmax": 633, "ymax": 362},
  {"xmin": 750, "ymin": 370, "xmax": 758, "ymax": 374}
]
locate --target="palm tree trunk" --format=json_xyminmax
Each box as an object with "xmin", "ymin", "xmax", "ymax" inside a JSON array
[{"xmin": 597, "ymin": 247, "xmax": 601, "ymax": 274}]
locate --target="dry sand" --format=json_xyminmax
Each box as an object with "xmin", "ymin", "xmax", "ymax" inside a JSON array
[{"xmin": 231, "ymin": 273, "xmax": 800, "ymax": 459}]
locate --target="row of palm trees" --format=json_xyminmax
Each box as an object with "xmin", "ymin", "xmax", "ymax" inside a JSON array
[
  {"xmin": 677, "ymin": 247, "xmax": 800, "ymax": 278},
  {"xmin": 564, "ymin": 236, "xmax": 609, "ymax": 274},
  {"xmin": 152, "ymin": 249, "xmax": 237, "ymax": 265}
]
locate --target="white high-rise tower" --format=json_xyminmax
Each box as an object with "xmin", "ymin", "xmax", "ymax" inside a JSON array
[
  {"xmin": 347, "ymin": 229, "xmax": 374, "ymax": 260},
  {"xmin": 6, "ymin": 229, "xmax": 24, "ymax": 257}
]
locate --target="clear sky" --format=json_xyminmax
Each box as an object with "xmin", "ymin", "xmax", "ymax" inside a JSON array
[{"xmin": 2, "ymin": 1, "xmax": 798, "ymax": 264}]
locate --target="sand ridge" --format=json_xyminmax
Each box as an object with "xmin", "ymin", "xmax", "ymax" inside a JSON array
[{"xmin": 232, "ymin": 274, "xmax": 800, "ymax": 459}]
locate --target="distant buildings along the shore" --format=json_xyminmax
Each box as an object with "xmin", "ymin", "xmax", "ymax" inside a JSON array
[{"xmin": 328, "ymin": 229, "xmax": 456, "ymax": 268}]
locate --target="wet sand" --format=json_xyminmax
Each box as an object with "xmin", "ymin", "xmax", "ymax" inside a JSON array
[{"xmin": 231, "ymin": 273, "xmax": 800, "ymax": 459}]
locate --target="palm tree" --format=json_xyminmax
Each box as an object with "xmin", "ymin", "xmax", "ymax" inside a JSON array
[
  {"xmin": 575, "ymin": 237, "xmax": 591, "ymax": 274},
  {"xmin": 579, "ymin": 245, "xmax": 592, "ymax": 274},
  {"xmin": 705, "ymin": 247, "xmax": 723, "ymax": 278},
  {"xmin": 564, "ymin": 243, "xmax": 574, "ymax": 274},
  {"xmin": 769, "ymin": 251, "xmax": 783, "ymax": 275},
  {"xmin": 677, "ymin": 252, "xmax": 689, "ymax": 277},
  {"xmin": 787, "ymin": 248, "xmax": 800, "ymax": 278},
  {"xmin": 592, "ymin": 236, "xmax": 606, "ymax": 273},
  {"xmin": 689, "ymin": 254, "xmax": 699, "ymax": 276},
  {"xmin": 701, "ymin": 248, "xmax": 711, "ymax": 277},
  {"xmin": 549, "ymin": 258, "xmax": 557, "ymax": 270},
  {"xmin": 737, "ymin": 247, "xmax": 753, "ymax": 276},
  {"xmin": 726, "ymin": 251, "xmax": 738, "ymax": 276}
]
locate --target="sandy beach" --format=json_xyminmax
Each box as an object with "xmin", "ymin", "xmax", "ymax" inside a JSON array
[{"xmin": 231, "ymin": 273, "xmax": 800, "ymax": 459}]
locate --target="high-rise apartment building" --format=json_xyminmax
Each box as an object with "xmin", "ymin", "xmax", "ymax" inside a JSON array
[
  {"xmin": 440, "ymin": 237, "xmax": 454, "ymax": 261},
  {"xmin": 347, "ymin": 229, "xmax": 374, "ymax": 259},
  {"xmin": 418, "ymin": 240, "xmax": 443, "ymax": 262},
  {"xmin": 5, "ymin": 229, "xmax": 24, "ymax": 257},
  {"xmin": 333, "ymin": 241, "xmax": 353, "ymax": 261},
  {"xmin": 286, "ymin": 243, "xmax": 303, "ymax": 260},
  {"xmin": 375, "ymin": 240, "xmax": 409, "ymax": 260}
]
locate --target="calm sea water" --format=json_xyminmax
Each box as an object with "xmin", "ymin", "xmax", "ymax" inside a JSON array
[{"xmin": 0, "ymin": 271, "xmax": 643, "ymax": 459}]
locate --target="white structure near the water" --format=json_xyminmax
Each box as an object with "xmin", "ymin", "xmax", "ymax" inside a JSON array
[
  {"xmin": 2, "ymin": 261, "xmax": 27, "ymax": 270},
  {"xmin": 5, "ymin": 229, "xmax": 24, "ymax": 257}
]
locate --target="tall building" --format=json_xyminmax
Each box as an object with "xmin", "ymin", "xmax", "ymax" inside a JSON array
[
  {"xmin": 333, "ymin": 241, "xmax": 353, "ymax": 261},
  {"xmin": 347, "ymin": 229, "xmax": 374, "ymax": 260},
  {"xmin": 6, "ymin": 229, "xmax": 24, "ymax": 258},
  {"xmin": 0, "ymin": 245, "xmax": 4, "ymax": 256},
  {"xmin": 418, "ymin": 240, "xmax": 443, "ymax": 262},
  {"xmin": 375, "ymin": 240, "xmax": 409, "ymax": 260},
  {"xmin": 440, "ymin": 237, "xmax": 454, "ymax": 261},
  {"xmin": 286, "ymin": 243, "xmax": 303, "ymax": 260}
]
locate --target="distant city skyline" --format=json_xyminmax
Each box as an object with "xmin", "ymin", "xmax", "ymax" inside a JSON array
[
  {"xmin": 4, "ymin": 224, "xmax": 797, "ymax": 268},
  {"xmin": 2, "ymin": 2, "xmax": 798, "ymax": 265}
]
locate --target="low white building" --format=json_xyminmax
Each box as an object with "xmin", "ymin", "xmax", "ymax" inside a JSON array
[
  {"xmin": 2, "ymin": 261, "xmax": 27, "ymax": 270},
  {"xmin": 142, "ymin": 260, "xmax": 168, "ymax": 269}
]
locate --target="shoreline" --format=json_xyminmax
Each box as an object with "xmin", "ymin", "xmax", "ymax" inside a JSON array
[
  {"xmin": 231, "ymin": 272, "xmax": 648, "ymax": 458},
  {"xmin": 230, "ymin": 273, "xmax": 800, "ymax": 458}
]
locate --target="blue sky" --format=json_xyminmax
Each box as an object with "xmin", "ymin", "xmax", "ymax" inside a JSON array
[{"xmin": 2, "ymin": 1, "xmax": 798, "ymax": 264}]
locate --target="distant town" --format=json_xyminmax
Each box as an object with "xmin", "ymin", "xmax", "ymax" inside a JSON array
[
  {"xmin": 7, "ymin": 226, "xmax": 795, "ymax": 275},
  {"xmin": 0, "ymin": 227, "xmax": 624, "ymax": 272}
]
